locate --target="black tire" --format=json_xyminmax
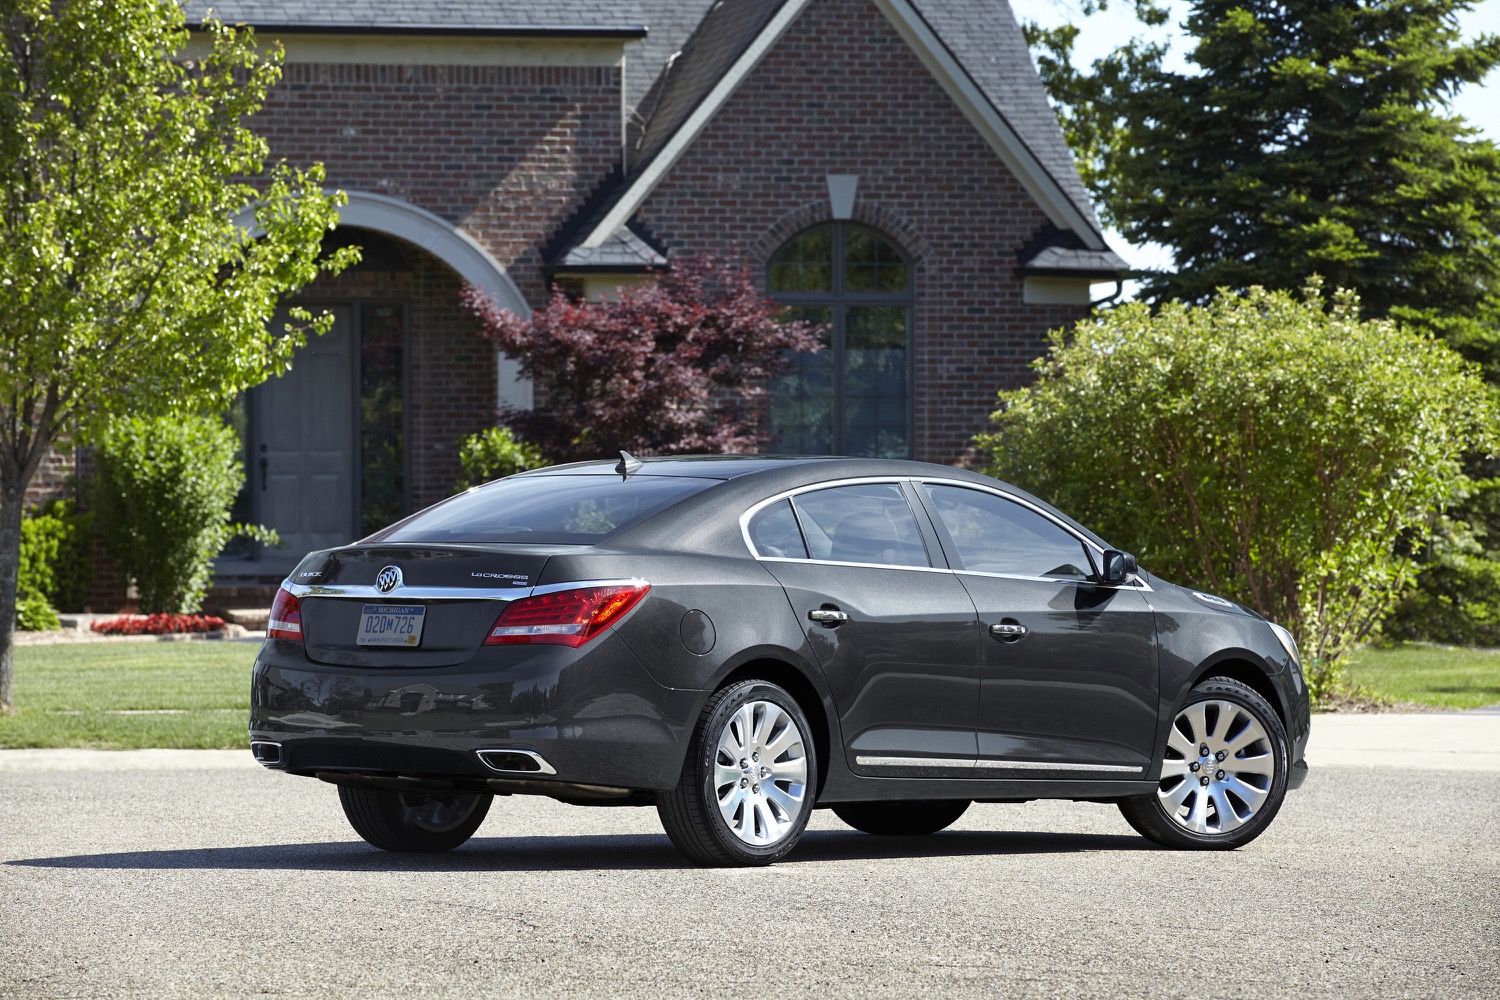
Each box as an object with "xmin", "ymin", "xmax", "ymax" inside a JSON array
[
  {"xmin": 657, "ymin": 679, "xmax": 817, "ymax": 867},
  {"xmin": 832, "ymin": 799, "xmax": 970, "ymax": 836},
  {"xmin": 1119, "ymin": 677, "xmax": 1289, "ymax": 850},
  {"xmin": 338, "ymin": 786, "xmax": 492, "ymax": 853}
]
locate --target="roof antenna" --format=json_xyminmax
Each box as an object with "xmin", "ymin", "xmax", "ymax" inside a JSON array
[{"xmin": 615, "ymin": 450, "xmax": 643, "ymax": 480}]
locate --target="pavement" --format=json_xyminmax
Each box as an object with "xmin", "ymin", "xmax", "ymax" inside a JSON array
[{"xmin": 2, "ymin": 712, "xmax": 1497, "ymax": 772}]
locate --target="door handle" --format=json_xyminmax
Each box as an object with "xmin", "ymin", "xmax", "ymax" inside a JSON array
[
  {"xmin": 808, "ymin": 609, "xmax": 849, "ymax": 626},
  {"xmin": 989, "ymin": 622, "xmax": 1028, "ymax": 639},
  {"xmin": 259, "ymin": 456, "xmax": 268, "ymax": 492}
]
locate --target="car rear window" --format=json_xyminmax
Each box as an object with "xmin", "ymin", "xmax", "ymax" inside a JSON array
[{"xmin": 367, "ymin": 475, "xmax": 718, "ymax": 544}]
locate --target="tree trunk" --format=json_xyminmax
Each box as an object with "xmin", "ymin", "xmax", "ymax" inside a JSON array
[{"xmin": 0, "ymin": 483, "xmax": 24, "ymax": 715}]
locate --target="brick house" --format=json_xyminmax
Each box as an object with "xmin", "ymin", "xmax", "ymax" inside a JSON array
[{"xmin": 45, "ymin": 0, "xmax": 1124, "ymax": 605}]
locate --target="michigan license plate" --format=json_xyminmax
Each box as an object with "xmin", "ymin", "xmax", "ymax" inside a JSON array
[{"xmin": 356, "ymin": 604, "xmax": 426, "ymax": 646}]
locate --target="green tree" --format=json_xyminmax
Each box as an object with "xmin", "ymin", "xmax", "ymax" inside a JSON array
[
  {"xmin": 1026, "ymin": 1, "xmax": 1500, "ymax": 357},
  {"xmin": 977, "ymin": 284, "xmax": 1491, "ymax": 698},
  {"xmin": 0, "ymin": 1, "xmax": 353, "ymax": 713}
]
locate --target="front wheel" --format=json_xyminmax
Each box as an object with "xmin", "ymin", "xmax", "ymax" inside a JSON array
[
  {"xmin": 1119, "ymin": 677, "xmax": 1289, "ymax": 850},
  {"xmin": 657, "ymin": 680, "xmax": 817, "ymax": 866},
  {"xmin": 833, "ymin": 799, "xmax": 970, "ymax": 836},
  {"xmin": 338, "ymin": 786, "xmax": 492, "ymax": 852}
]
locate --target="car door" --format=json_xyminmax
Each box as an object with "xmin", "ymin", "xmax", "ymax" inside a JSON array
[
  {"xmin": 745, "ymin": 482, "xmax": 981, "ymax": 777},
  {"xmin": 913, "ymin": 482, "xmax": 1158, "ymax": 776}
]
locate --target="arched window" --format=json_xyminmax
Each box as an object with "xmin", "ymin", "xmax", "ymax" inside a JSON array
[{"xmin": 768, "ymin": 223, "xmax": 913, "ymax": 458}]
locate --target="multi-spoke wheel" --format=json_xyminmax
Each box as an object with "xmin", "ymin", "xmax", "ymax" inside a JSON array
[
  {"xmin": 1119, "ymin": 677, "xmax": 1289, "ymax": 850},
  {"xmin": 338, "ymin": 786, "xmax": 492, "ymax": 852},
  {"xmin": 833, "ymin": 799, "xmax": 970, "ymax": 836},
  {"xmin": 658, "ymin": 680, "xmax": 816, "ymax": 866}
]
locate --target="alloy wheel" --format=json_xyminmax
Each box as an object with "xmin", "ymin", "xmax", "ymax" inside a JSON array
[
  {"xmin": 1156, "ymin": 699, "xmax": 1276, "ymax": 836},
  {"xmin": 712, "ymin": 700, "xmax": 809, "ymax": 846}
]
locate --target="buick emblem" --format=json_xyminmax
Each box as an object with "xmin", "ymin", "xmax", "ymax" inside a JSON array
[{"xmin": 376, "ymin": 565, "xmax": 403, "ymax": 594}]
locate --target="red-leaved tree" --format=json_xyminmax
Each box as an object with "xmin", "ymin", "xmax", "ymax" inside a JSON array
[{"xmin": 463, "ymin": 256, "xmax": 823, "ymax": 462}]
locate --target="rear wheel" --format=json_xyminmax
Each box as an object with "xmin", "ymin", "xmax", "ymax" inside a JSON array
[
  {"xmin": 338, "ymin": 786, "xmax": 492, "ymax": 852},
  {"xmin": 658, "ymin": 680, "xmax": 816, "ymax": 866},
  {"xmin": 833, "ymin": 799, "xmax": 970, "ymax": 836},
  {"xmin": 1119, "ymin": 677, "xmax": 1288, "ymax": 850}
]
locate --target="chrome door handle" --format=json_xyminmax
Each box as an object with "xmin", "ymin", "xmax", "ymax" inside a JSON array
[
  {"xmin": 808, "ymin": 609, "xmax": 849, "ymax": 624},
  {"xmin": 989, "ymin": 623, "xmax": 1028, "ymax": 638}
]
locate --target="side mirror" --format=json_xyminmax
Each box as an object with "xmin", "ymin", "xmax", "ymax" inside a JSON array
[{"xmin": 1098, "ymin": 549, "xmax": 1138, "ymax": 585}]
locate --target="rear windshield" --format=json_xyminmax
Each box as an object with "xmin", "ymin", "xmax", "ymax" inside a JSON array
[{"xmin": 367, "ymin": 474, "xmax": 718, "ymax": 544}]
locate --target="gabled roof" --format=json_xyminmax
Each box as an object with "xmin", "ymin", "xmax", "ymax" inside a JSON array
[
  {"xmin": 181, "ymin": 1, "xmax": 647, "ymax": 36},
  {"xmin": 906, "ymin": 0, "xmax": 1103, "ymax": 238},
  {"xmin": 569, "ymin": 0, "xmax": 1116, "ymax": 271},
  {"xmin": 627, "ymin": 1, "xmax": 791, "ymax": 171},
  {"xmin": 625, "ymin": 1, "xmax": 718, "ymax": 120}
]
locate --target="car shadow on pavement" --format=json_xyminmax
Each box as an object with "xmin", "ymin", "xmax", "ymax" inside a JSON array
[{"xmin": 5, "ymin": 829, "xmax": 1151, "ymax": 874}]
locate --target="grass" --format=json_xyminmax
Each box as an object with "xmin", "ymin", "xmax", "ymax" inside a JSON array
[
  {"xmin": 2, "ymin": 636, "xmax": 1495, "ymax": 750},
  {"xmin": 0, "ymin": 641, "xmax": 257, "ymax": 749},
  {"xmin": 1342, "ymin": 642, "xmax": 1500, "ymax": 710}
]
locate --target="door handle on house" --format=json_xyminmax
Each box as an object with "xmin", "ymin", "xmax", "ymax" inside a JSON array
[
  {"xmin": 260, "ymin": 456, "xmax": 268, "ymax": 492},
  {"xmin": 989, "ymin": 622, "xmax": 1028, "ymax": 639},
  {"xmin": 808, "ymin": 608, "xmax": 849, "ymax": 626}
]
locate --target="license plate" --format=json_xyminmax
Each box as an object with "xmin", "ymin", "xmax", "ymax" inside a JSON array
[{"xmin": 356, "ymin": 604, "xmax": 426, "ymax": 646}]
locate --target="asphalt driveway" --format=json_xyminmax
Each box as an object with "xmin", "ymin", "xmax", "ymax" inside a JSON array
[{"xmin": 1, "ymin": 715, "xmax": 1496, "ymax": 999}]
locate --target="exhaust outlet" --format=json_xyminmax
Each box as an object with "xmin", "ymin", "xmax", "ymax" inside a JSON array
[
  {"xmin": 476, "ymin": 748, "xmax": 557, "ymax": 775},
  {"xmin": 250, "ymin": 740, "xmax": 284, "ymax": 768}
]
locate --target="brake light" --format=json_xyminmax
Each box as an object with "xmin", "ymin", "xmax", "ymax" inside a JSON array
[
  {"xmin": 484, "ymin": 583, "xmax": 650, "ymax": 648},
  {"xmin": 268, "ymin": 587, "xmax": 303, "ymax": 642}
]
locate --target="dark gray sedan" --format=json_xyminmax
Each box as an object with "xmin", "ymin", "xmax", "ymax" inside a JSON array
[{"xmin": 251, "ymin": 455, "xmax": 1310, "ymax": 866}]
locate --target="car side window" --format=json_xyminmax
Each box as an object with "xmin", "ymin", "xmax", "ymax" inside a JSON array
[
  {"xmin": 791, "ymin": 483, "xmax": 930, "ymax": 568},
  {"xmin": 746, "ymin": 499, "xmax": 809, "ymax": 559},
  {"xmin": 921, "ymin": 484, "xmax": 1093, "ymax": 580}
]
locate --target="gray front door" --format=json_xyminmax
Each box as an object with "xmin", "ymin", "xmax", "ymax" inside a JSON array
[{"xmin": 252, "ymin": 306, "xmax": 357, "ymax": 570}]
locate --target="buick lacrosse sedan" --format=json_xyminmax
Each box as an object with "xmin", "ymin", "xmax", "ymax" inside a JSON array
[{"xmin": 251, "ymin": 455, "xmax": 1309, "ymax": 866}]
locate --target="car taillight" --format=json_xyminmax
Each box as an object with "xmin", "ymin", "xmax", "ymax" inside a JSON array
[
  {"xmin": 268, "ymin": 587, "xmax": 303, "ymax": 642},
  {"xmin": 484, "ymin": 583, "xmax": 650, "ymax": 648}
]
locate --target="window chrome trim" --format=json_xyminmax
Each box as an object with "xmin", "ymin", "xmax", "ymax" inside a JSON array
[
  {"xmin": 282, "ymin": 577, "xmax": 648, "ymax": 602},
  {"xmin": 739, "ymin": 477, "xmax": 935, "ymax": 567},
  {"xmin": 914, "ymin": 478, "xmax": 1152, "ymax": 591},
  {"xmin": 738, "ymin": 475, "xmax": 1150, "ymax": 588},
  {"xmin": 855, "ymin": 754, "xmax": 1142, "ymax": 774},
  {"xmin": 756, "ymin": 556, "xmax": 954, "ymax": 575}
]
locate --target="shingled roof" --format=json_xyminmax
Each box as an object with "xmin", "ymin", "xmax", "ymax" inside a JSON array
[
  {"xmin": 182, "ymin": 0, "xmax": 647, "ymax": 36},
  {"xmin": 186, "ymin": 0, "xmax": 1116, "ymax": 274},
  {"xmin": 907, "ymin": 0, "xmax": 1104, "ymax": 238},
  {"xmin": 565, "ymin": 0, "xmax": 1114, "ymax": 272}
]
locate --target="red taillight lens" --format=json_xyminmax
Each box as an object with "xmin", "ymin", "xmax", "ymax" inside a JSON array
[
  {"xmin": 484, "ymin": 583, "xmax": 650, "ymax": 648},
  {"xmin": 268, "ymin": 587, "xmax": 303, "ymax": 642}
]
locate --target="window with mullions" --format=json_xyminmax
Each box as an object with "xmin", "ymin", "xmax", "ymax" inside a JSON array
[{"xmin": 768, "ymin": 223, "xmax": 913, "ymax": 458}]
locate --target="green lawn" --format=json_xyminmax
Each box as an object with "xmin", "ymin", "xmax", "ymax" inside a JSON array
[
  {"xmin": 0, "ymin": 641, "xmax": 257, "ymax": 749},
  {"xmin": 1343, "ymin": 642, "xmax": 1500, "ymax": 710},
  {"xmin": 2, "ymin": 636, "xmax": 1494, "ymax": 751}
]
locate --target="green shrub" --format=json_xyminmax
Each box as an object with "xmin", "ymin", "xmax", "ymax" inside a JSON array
[
  {"xmin": 93, "ymin": 414, "xmax": 275, "ymax": 614},
  {"xmin": 19, "ymin": 498, "xmax": 94, "ymax": 612},
  {"xmin": 977, "ymin": 283, "xmax": 1492, "ymax": 698},
  {"xmin": 15, "ymin": 593, "xmax": 60, "ymax": 632},
  {"xmin": 1385, "ymin": 477, "xmax": 1500, "ymax": 646},
  {"xmin": 455, "ymin": 426, "xmax": 548, "ymax": 491}
]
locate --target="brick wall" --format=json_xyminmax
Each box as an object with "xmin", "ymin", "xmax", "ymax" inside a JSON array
[
  {"xmin": 635, "ymin": 0, "xmax": 1087, "ymax": 466},
  {"xmin": 255, "ymin": 62, "xmax": 623, "ymax": 304}
]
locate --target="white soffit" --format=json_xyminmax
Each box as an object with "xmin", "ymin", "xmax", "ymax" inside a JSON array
[
  {"xmin": 871, "ymin": 0, "xmax": 1105, "ymax": 250},
  {"xmin": 580, "ymin": 0, "xmax": 815, "ymax": 249}
]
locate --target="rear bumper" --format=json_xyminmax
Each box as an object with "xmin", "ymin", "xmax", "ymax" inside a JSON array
[{"xmin": 249, "ymin": 632, "xmax": 705, "ymax": 792}]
